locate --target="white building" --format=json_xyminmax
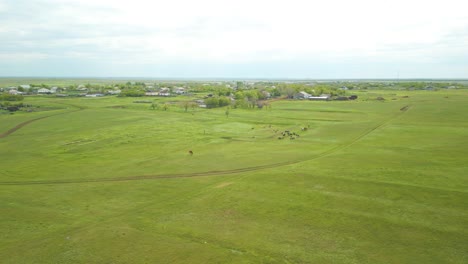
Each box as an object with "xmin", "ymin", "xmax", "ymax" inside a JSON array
[
  {"xmin": 37, "ymin": 88, "xmax": 51, "ymax": 94},
  {"xmin": 295, "ymin": 91, "xmax": 312, "ymax": 99},
  {"xmin": 174, "ymin": 87, "xmax": 186, "ymax": 94},
  {"xmin": 9, "ymin": 89, "xmax": 21, "ymax": 95}
]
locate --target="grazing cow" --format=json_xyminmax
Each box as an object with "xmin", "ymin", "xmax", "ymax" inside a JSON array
[{"xmin": 189, "ymin": 150, "xmax": 193, "ymax": 156}]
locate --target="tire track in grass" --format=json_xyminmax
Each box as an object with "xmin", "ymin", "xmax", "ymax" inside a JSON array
[
  {"xmin": 0, "ymin": 106, "xmax": 411, "ymax": 185},
  {"xmin": 0, "ymin": 103, "xmax": 85, "ymax": 139},
  {"xmin": 0, "ymin": 115, "xmax": 52, "ymax": 138}
]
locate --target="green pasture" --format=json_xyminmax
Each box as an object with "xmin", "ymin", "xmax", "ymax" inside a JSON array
[{"xmin": 0, "ymin": 90, "xmax": 467, "ymax": 263}]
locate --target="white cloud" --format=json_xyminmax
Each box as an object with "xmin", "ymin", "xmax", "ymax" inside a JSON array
[
  {"xmin": 1, "ymin": 0, "xmax": 467, "ymax": 77},
  {"xmin": 0, "ymin": 52, "xmax": 48, "ymax": 60}
]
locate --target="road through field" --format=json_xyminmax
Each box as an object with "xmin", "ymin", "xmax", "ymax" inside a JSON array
[
  {"xmin": 0, "ymin": 106, "xmax": 412, "ymax": 185},
  {"xmin": 0, "ymin": 103, "xmax": 85, "ymax": 139}
]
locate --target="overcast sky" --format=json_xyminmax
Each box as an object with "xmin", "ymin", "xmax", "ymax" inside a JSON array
[{"xmin": 1, "ymin": 0, "xmax": 467, "ymax": 78}]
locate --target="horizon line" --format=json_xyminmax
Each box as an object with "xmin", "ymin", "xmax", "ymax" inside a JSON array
[{"xmin": 1, "ymin": 76, "xmax": 468, "ymax": 81}]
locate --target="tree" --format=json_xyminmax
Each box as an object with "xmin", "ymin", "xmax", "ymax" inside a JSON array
[
  {"xmin": 285, "ymin": 87, "xmax": 295, "ymax": 99},
  {"xmin": 205, "ymin": 97, "xmax": 219, "ymax": 108},
  {"xmin": 244, "ymin": 90, "xmax": 258, "ymax": 108},
  {"xmin": 233, "ymin": 99, "xmax": 247, "ymax": 109},
  {"xmin": 234, "ymin": 91, "xmax": 245, "ymax": 100},
  {"xmin": 269, "ymin": 88, "xmax": 281, "ymax": 97},
  {"xmin": 0, "ymin": 94, "xmax": 24, "ymax": 101},
  {"xmin": 218, "ymin": 97, "xmax": 230, "ymax": 107},
  {"xmin": 118, "ymin": 89, "xmax": 145, "ymax": 97},
  {"xmin": 181, "ymin": 101, "xmax": 196, "ymax": 112}
]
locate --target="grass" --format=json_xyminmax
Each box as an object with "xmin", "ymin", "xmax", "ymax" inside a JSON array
[{"xmin": 0, "ymin": 89, "xmax": 467, "ymax": 263}]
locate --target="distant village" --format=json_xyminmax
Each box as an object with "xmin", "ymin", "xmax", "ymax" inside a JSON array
[
  {"xmin": 1, "ymin": 80, "xmax": 465, "ymax": 111},
  {"xmin": 0, "ymin": 81, "xmax": 345, "ymax": 98}
]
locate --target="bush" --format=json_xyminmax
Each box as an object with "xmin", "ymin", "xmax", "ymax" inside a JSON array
[
  {"xmin": 118, "ymin": 89, "xmax": 145, "ymax": 97},
  {"xmin": 0, "ymin": 102, "xmax": 25, "ymax": 112},
  {"xmin": 218, "ymin": 97, "xmax": 230, "ymax": 107},
  {"xmin": 0, "ymin": 94, "xmax": 24, "ymax": 101},
  {"xmin": 205, "ymin": 96, "xmax": 231, "ymax": 108},
  {"xmin": 6, "ymin": 106, "xmax": 20, "ymax": 112},
  {"xmin": 205, "ymin": 97, "xmax": 219, "ymax": 108}
]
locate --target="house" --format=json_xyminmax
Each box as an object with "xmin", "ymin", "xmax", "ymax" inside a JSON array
[
  {"xmin": 85, "ymin": 94, "xmax": 104, "ymax": 97},
  {"xmin": 295, "ymin": 91, "xmax": 312, "ymax": 99},
  {"xmin": 37, "ymin": 88, "xmax": 51, "ymax": 94},
  {"xmin": 261, "ymin": 91, "xmax": 271, "ymax": 99},
  {"xmin": 19, "ymin": 84, "xmax": 31, "ymax": 90},
  {"xmin": 107, "ymin": 89, "xmax": 121, "ymax": 95},
  {"xmin": 77, "ymin": 85, "xmax": 88, "ymax": 91},
  {"xmin": 153, "ymin": 88, "xmax": 171, "ymax": 97},
  {"xmin": 9, "ymin": 89, "xmax": 22, "ymax": 95},
  {"xmin": 309, "ymin": 94, "xmax": 330, "ymax": 101},
  {"xmin": 174, "ymin": 87, "xmax": 186, "ymax": 94}
]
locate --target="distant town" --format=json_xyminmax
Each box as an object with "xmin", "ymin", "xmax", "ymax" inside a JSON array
[{"xmin": 2, "ymin": 80, "xmax": 465, "ymax": 99}]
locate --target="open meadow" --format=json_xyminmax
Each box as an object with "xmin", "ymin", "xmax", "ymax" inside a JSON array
[{"xmin": 1, "ymin": 89, "xmax": 467, "ymax": 263}]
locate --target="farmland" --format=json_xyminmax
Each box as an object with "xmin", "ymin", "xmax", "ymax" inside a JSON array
[{"xmin": 0, "ymin": 87, "xmax": 467, "ymax": 263}]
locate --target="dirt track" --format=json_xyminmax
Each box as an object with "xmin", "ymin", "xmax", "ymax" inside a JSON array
[
  {"xmin": 0, "ymin": 104, "xmax": 84, "ymax": 139},
  {"xmin": 0, "ymin": 105, "xmax": 411, "ymax": 186},
  {"xmin": 0, "ymin": 115, "xmax": 51, "ymax": 138}
]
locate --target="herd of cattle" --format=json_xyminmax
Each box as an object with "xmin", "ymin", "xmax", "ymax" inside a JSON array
[{"xmin": 278, "ymin": 130, "xmax": 301, "ymax": 140}]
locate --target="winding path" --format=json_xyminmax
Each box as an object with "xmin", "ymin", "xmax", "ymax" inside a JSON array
[
  {"xmin": 0, "ymin": 103, "xmax": 85, "ymax": 139},
  {"xmin": 0, "ymin": 105, "xmax": 411, "ymax": 186}
]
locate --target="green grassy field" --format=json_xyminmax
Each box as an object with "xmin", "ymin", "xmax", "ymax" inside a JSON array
[{"xmin": 1, "ymin": 90, "xmax": 467, "ymax": 263}]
